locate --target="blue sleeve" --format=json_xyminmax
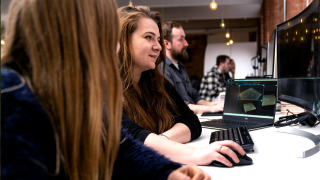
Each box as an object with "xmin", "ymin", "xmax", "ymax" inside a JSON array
[
  {"xmin": 112, "ymin": 129, "xmax": 181, "ymax": 180},
  {"xmin": 121, "ymin": 112, "xmax": 153, "ymax": 142},
  {"xmin": 190, "ymin": 86, "xmax": 203, "ymax": 104},
  {"xmin": 1, "ymin": 71, "xmax": 59, "ymax": 179}
]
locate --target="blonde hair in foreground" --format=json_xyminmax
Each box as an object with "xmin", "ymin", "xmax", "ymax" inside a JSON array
[{"xmin": 1, "ymin": 0, "xmax": 122, "ymax": 180}]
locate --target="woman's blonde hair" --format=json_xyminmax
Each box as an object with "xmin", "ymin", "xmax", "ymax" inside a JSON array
[
  {"xmin": 118, "ymin": 6, "xmax": 177, "ymax": 134},
  {"xmin": 1, "ymin": 0, "xmax": 122, "ymax": 179}
]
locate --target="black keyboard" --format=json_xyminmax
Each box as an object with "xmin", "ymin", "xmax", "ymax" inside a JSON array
[
  {"xmin": 209, "ymin": 126, "xmax": 254, "ymax": 151},
  {"xmin": 210, "ymin": 119, "xmax": 260, "ymax": 127}
]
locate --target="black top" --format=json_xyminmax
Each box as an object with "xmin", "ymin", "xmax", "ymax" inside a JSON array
[
  {"xmin": 224, "ymin": 72, "xmax": 231, "ymax": 80},
  {"xmin": 122, "ymin": 79, "xmax": 202, "ymax": 142}
]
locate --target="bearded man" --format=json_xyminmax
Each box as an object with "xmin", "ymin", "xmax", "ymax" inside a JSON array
[{"xmin": 161, "ymin": 21, "xmax": 224, "ymax": 114}]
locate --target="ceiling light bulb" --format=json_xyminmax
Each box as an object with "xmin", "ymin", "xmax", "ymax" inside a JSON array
[
  {"xmin": 210, "ymin": 0, "xmax": 218, "ymax": 10},
  {"xmin": 226, "ymin": 32, "xmax": 230, "ymax": 38},
  {"xmin": 220, "ymin": 19, "xmax": 225, "ymax": 28},
  {"xmin": 226, "ymin": 42, "xmax": 230, "ymax": 45},
  {"xmin": 1, "ymin": 40, "xmax": 5, "ymax": 45},
  {"xmin": 229, "ymin": 39, "xmax": 233, "ymax": 44},
  {"xmin": 128, "ymin": 0, "xmax": 133, "ymax": 7}
]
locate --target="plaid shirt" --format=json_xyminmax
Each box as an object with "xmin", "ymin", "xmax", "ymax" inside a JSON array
[{"xmin": 199, "ymin": 65, "xmax": 227, "ymax": 101}]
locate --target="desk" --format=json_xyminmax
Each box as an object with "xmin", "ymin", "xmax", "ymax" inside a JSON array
[{"xmin": 186, "ymin": 113, "xmax": 320, "ymax": 179}]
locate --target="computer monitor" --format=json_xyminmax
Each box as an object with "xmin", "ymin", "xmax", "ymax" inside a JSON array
[
  {"xmin": 261, "ymin": 44, "xmax": 268, "ymax": 76},
  {"xmin": 267, "ymin": 29, "xmax": 276, "ymax": 77},
  {"xmin": 276, "ymin": 0, "xmax": 320, "ymax": 120}
]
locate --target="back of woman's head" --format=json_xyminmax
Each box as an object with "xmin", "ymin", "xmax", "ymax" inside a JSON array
[
  {"xmin": 1, "ymin": 0, "xmax": 122, "ymax": 179},
  {"xmin": 117, "ymin": 6, "xmax": 176, "ymax": 134}
]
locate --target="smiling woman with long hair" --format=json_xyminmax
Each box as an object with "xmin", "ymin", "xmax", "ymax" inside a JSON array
[
  {"xmin": 118, "ymin": 5, "xmax": 202, "ymax": 143},
  {"xmin": 1, "ymin": 0, "xmax": 210, "ymax": 179},
  {"xmin": 118, "ymin": 5, "xmax": 246, "ymax": 167}
]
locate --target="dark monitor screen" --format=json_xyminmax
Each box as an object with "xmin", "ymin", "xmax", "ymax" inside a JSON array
[
  {"xmin": 267, "ymin": 29, "xmax": 276, "ymax": 77},
  {"xmin": 276, "ymin": 0, "xmax": 320, "ymax": 117}
]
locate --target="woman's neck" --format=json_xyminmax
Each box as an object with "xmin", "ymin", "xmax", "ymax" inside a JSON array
[{"xmin": 132, "ymin": 68, "xmax": 142, "ymax": 83}]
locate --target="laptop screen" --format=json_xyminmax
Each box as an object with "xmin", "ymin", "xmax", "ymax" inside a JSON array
[{"xmin": 223, "ymin": 79, "xmax": 278, "ymax": 119}]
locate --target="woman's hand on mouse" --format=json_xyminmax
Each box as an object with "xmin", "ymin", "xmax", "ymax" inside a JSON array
[{"xmin": 192, "ymin": 140, "xmax": 246, "ymax": 167}]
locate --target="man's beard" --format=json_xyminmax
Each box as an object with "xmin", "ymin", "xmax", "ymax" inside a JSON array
[{"xmin": 171, "ymin": 47, "xmax": 189, "ymax": 62}]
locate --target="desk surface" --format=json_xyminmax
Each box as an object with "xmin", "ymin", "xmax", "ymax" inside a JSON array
[{"xmin": 186, "ymin": 113, "xmax": 320, "ymax": 179}]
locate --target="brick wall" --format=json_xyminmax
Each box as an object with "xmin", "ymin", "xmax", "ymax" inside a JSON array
[
  {"xmin": 287, "ymin": 0, "xmax": 312, "ymax": 20},
  {"xmin": 260, "ymin": 0, "xmax": 313, "ymax": 45},
  {"xmin": 270, "ymin": 0, "xmax": 281, "ymax": 39},
  {"xmin": 260, "ymin": 4, "xmax": 264, "ymax": 47},
  {"xmin": 180, "ymin": 35, "xmax": 207, "ymax": 81},
  {"xmin": 264, "ymin": 0, "xmax": 270, "ymax": 45}
]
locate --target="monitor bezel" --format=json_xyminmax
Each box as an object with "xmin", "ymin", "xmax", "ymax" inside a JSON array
[
  {"xmin": 267, "ymin": 29, "xmax": 276, "ymax": 77},
  {"xmin": 276, "ymin": 0, "xmax": 319, "ymax": 116}
]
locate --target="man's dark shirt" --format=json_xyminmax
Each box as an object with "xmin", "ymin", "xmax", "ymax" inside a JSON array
[
  {"xmin": 160, "ymin": 57, "xmax": 202, "ymax": 105},
  {"xmin": 224, "ymin": 72, "xmax": 231, "ymax": 80}
]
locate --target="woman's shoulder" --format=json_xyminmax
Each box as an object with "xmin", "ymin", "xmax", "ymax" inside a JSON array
[
  {"xmin": 1, "ymin": 67, "xmax": 26, "ymax": 93},
  {"xmin": 1, "ymin": 67, "xmax": 59, "ymax": 178},
  {"xmin": 1, "ymin": 67, "xmax": 47, "ymax": 120}
]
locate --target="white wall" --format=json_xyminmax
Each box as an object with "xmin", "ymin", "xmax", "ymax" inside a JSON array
[{"xmin": 204, "ymin": 42, "xmax": 257, "ymax": 79}]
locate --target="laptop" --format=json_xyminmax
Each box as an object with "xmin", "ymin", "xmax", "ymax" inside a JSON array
[{"xmin": 201, "ymin": 78, "xmax": 278, "ymax": 130}]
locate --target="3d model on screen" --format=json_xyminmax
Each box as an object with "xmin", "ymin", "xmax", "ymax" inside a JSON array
[
  {"xmin": 262, "ymin": 94, "xmax": 276, "ymax": 106},
  {"xmin": 239, "ymin": 87, "xmax": 262, "ymax": 100},
  {"xmin": 243, "ymin": 102, "xmax": 256, "ymax": 113}
]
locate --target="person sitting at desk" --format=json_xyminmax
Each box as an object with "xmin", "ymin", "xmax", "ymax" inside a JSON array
[
  {"xmin": 118, "ymin": 5, "xmax": 245, "ymax": 167},
  {"xmin": 161, "ymin": 21, "xmax": 224, "ymax": 114},
  {"xmin": 200, "ymin": 55, "xmax": 230, "ymax": 102},
  {"xmin": 1, "ymin": 0, "xmax": 209, "ymax": 179}
]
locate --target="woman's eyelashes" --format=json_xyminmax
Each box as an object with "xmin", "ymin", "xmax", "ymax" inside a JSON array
[
  {"xmin": 145, "ymin": 35, "xmax": 160, "ymax": 42},
  {"xmin": 145, "ymin": 36, "xmax": 162, "ymax": 45}
]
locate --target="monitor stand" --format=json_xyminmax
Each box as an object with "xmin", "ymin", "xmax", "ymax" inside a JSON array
[{"xmin": 276, "ymin": 127, "xmax": 320, "ymax": 158}]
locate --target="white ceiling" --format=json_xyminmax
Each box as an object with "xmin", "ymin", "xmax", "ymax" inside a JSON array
[
  {"xmin": 115, "ymin": 0, "xmax": 263, "ymax": 21},
  {"xmin": 1, "ymin": 0, "xmax": 262, "ymax": 32},
  {"xmin": 1, "ymin": 0, "xmax": 262, "ymax": 22}
]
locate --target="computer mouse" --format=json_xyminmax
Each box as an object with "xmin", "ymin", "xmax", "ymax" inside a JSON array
[{"xmin": 210, "ymin": 151, "xmax": 253, "ymax": 167}]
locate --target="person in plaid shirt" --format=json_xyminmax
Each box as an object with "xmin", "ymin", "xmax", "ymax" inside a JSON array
[{"xmin": 199, "ymin": 55, "xmax": 231, "ymax": 101}]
